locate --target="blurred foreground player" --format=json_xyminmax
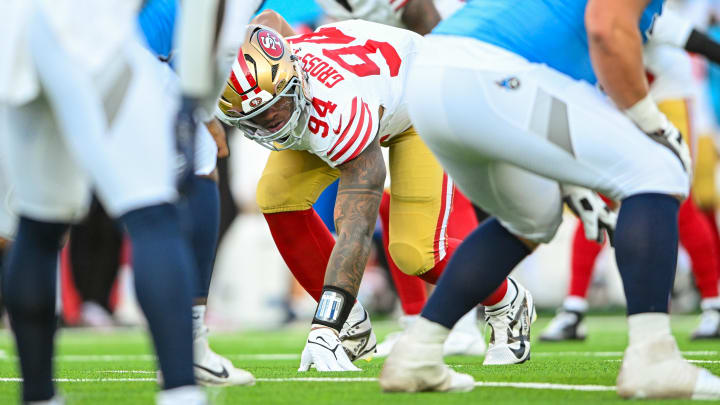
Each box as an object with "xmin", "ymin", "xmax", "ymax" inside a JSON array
[
  {"xmin": 138, "ymin": 0, "xmax": 258, "ymax": 386},
  {"xmin": 0, "ymin": 0, "xmax": 200, "ymax": 403},
  {"xmin": 0, "ymin": 0, "xmax": 256, "ymax": 403},
  {"xmin": 380, "ymin": 0, "xmax": 720, "ymax": 399}
]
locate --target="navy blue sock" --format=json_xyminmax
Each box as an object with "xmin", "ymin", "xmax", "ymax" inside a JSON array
[
  {"xmin": 184, "ymin": 176, "xmax": 220, "ymax": 300},
  {"xmin": 3, "ymin": 217, "xmax": 67, "ymax": 401},
  {"xmin": 615, "ymin": 193, "xmax": 679, "ymax": 315},
  {"xmin": 422, "ymin": 218, "xmax": 531, "ymax": 329},
  {"xmin": 120, "ymin": 204, "xmax": 195, "ymax": 389}
]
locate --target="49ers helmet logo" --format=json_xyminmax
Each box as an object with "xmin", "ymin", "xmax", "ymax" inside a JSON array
[{"xmin": 257, "ymin": 29, "xmax": 284, "ymax": 60}]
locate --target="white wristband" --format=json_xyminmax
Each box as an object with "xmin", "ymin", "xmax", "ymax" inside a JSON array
[{"xmin": 623, "ymin": 94, "xmax": 667, "ymax": 133}]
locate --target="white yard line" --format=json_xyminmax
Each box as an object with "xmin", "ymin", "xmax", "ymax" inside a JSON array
[
  {"xmin": 474, "ymin": 381, "xmax": 615, "ymax": 391},
  {"xmin": 0, "ymin": 378, "xmax": 156, "ymax": 383},
  {"xmin": 0, "ymin": 353, "xmax": 301, "ymax": 362},
  {"xmin": 533, "ymin": 351, "xmax": 716, "ymax": 357},
  {"xmin": 0, "ymin": 376, "xmax": 620, "ymax": 391},
  {"xmin": 0, "ymin": 351, "xmax": 712, "ymax": 363}
]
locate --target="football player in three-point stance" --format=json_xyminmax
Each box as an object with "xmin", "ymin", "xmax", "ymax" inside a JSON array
[
  {"xmin": 379, "ymin": 0, "xmax": 720, "ymax": 398},
  {"xmin": 216, "ymin": 10, "xmax": 537, "ymax": 370}
]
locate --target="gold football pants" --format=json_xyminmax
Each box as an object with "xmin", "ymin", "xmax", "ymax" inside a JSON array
[
  {"xmin": 658, "ymin": 98, "xmax": 717, "ymax": 207},
  {"xmin": 257, "ymin": 127, "xmax": 454, "ymax": 276}
]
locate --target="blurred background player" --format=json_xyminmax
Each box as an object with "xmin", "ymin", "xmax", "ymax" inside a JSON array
[
  {"xmin": 380, "ymin": 0, "xmax": 720, "ymax": 398},
  {"xmin": 541, "ymin": 10, "xmax": 720, "ymax": 342}
]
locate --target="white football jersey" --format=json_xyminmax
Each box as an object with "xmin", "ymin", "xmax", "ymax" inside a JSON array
[
  {"xmin": 286, "ymin": 20, "xmax": 423, "ymax": 167},
  {"xmin": 314, "ymin": 0, "xmax": 465, "ymax": 28},
  {"xmin": 0, "ymin": 0, "xmax": 141, "ymax": 105}
]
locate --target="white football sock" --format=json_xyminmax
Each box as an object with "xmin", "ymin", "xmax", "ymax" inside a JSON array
[
  {"xmin": 701, "ymin": 297, "xmax": 720, "ymax": 311},
  {"xmin": 563, "ymin": 296, "xmax": 589, "ymax": 313},
  {"xmin": 628, "ymin": 313, "xmax": 671, "ymax": 347},
  {"xmin": 192, "ymin": 305, "xmax": 207, "ymax": 335},
  {"xmin": 411, "ymin": 317, "xmax": 451, "ymax": 344}
]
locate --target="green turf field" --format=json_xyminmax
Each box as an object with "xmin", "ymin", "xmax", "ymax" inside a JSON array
[{"xmin": 0, "ymin": 314, "xmax": 717, "ymax": 404}]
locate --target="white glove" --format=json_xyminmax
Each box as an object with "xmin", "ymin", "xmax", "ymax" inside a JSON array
[
  {"xmin": 624, "ymin": 94, "xmax": 693, "ymax": 178},
  {"xmin": 298, "ymin": 326, "xmax": 361, "ymax": 372},
  {"xmin": 646, "ymin": 121, "xmax": 693, "ymax": 179},
  {"xmin": 561, "ymin": 185, "xmax": 617, "ymax": 245}
]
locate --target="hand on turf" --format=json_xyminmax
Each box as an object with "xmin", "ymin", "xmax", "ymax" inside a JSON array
[
  {"xmin": 561, "ymin": 185, "xmax": 616, "ymax": 246},
  {"xmin": 298, "ymin": 326, "xmax": 361, "ymax": 372}
]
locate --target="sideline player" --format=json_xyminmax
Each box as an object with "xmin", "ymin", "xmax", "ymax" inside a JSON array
[
  {"xmin": 380, "ymin": 0, "xmax": 720, "ymax": 398},
  {"xmin": 215, "ymin": 11, "xmax": 540, "ymax": 370},
  {"xmin": 541, "ymin": 10, "xmax": 720, "ymax": 342},
  {"xmin": 138, "ymin": 0, "xmax": 257, "ymax": 386}
]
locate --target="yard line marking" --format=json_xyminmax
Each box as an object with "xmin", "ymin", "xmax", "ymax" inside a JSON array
[
  {"xmin": 257, "ymin": 378, "xmax": 378, "ymax": 382},
  {"xmin": 474, "ymin": 381, "xmax": 615, "ymax": 391},
  {"xmin": 0, "ymin": 378, "xmax": 156, "ymax": 383},
  {"xmin": 0, "ymin": 376, "xmax": 621, "ymax": 392},
  {"xmin": 0, "ymin": 351, "xmax": 712, "ymax": 363},
  {"xmin": 101, "ymin": 370, "xmax": 156, "ymax": 374},
  {"xmin": 534, "ymin": 351, "xmax": 716, "ymax": 357},
  {"xmin": 0, "ymin": 353, "xmax": 301, "ymax": 362}
]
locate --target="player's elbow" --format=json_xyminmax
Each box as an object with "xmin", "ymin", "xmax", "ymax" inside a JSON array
[
  {"xmin": 585, "ymin": 10, "xmax": 615, "ymax": 51},
  {"xmin": 252, "ymin": 9, "xmax": 282, "ymax": 28}
]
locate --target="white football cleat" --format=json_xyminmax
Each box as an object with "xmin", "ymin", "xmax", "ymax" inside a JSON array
[
  {"xmin": 483, "ymin": 277, "xmax": 536, "ymax": 365},
  {"xmin": 379, "ymin": 317, "xmax": 474, "ymax": 393},
  {"xmin": 377, "ymin": 310, "xmax": 485, "ymax": 358},
  {"xmin": 539, "ymin": 309, "xmax": 587, "ymax": 341},
  {"xmin": 157, "ymin": 385, "xmax": 206, "ymax": 405},
  {"xmin": 339, "ymin": 301, "xmax": 377, "ymax": 361},
  {"xmin": 194, "ymin": 327, "xmax": 255, "ymax": 386},
  {"xmin": 692, "ymin": 299, "xmax": 720, "ymax": 340},
  {"xmin": 617, "ymin": 334, "xmax": 720, "ymax": 399},
  {"xmin": 444, "ymin": 308, "xmax": 486, "ymax": 356}
]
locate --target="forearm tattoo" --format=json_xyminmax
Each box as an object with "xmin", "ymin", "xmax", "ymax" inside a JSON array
[{"xmin": 324, "ymin": 139, "xmax": 386, "ymax": 296}]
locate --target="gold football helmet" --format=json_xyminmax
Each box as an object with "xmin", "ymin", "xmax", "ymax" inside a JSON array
[{"xmin": 216, "ymin": 25, "xmax": 311, "ymax": 150}]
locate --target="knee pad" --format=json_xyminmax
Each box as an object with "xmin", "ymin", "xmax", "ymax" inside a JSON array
[{"xmin": 388, "ymin": 241, "xmax": 433, "ymax": 276}]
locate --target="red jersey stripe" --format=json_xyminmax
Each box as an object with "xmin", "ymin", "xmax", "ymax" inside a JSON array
[
  {"xmin": 330, "ymin": 101, "xmax": 368, "ymax": 162},
  {"xmin": 344, "ymin": 103, "xmax": 375, "ymax": 162},
  {"xmin": 327, "ymin": 97, "xmax": 358, "ymax": 156}
]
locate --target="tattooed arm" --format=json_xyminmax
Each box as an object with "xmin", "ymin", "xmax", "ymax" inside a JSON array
[
  {"xmin": 402, "ymin": 0, "xmax": 442, "ymax": 35},
  {"xmin": 324, "ymin": 137, "xmax": 386, "ymax": 296}
]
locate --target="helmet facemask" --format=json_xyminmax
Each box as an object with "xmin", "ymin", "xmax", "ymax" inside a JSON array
[
  {"xmin": 215, "ymin": 25, "xmax": 313, "ymax": 151},
  {"xmin": 240, "ymin": 78, "xmax": 310, "ymax": 151}
]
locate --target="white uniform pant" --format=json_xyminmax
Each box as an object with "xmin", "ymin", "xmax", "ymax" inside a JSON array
[
  {"xmin": 0, "ymin": 9, "xmax": 192, "ymax": 225},
  {"xmin": 408, "ymin": 36, "xmax": 689, "ymax": 242}
]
